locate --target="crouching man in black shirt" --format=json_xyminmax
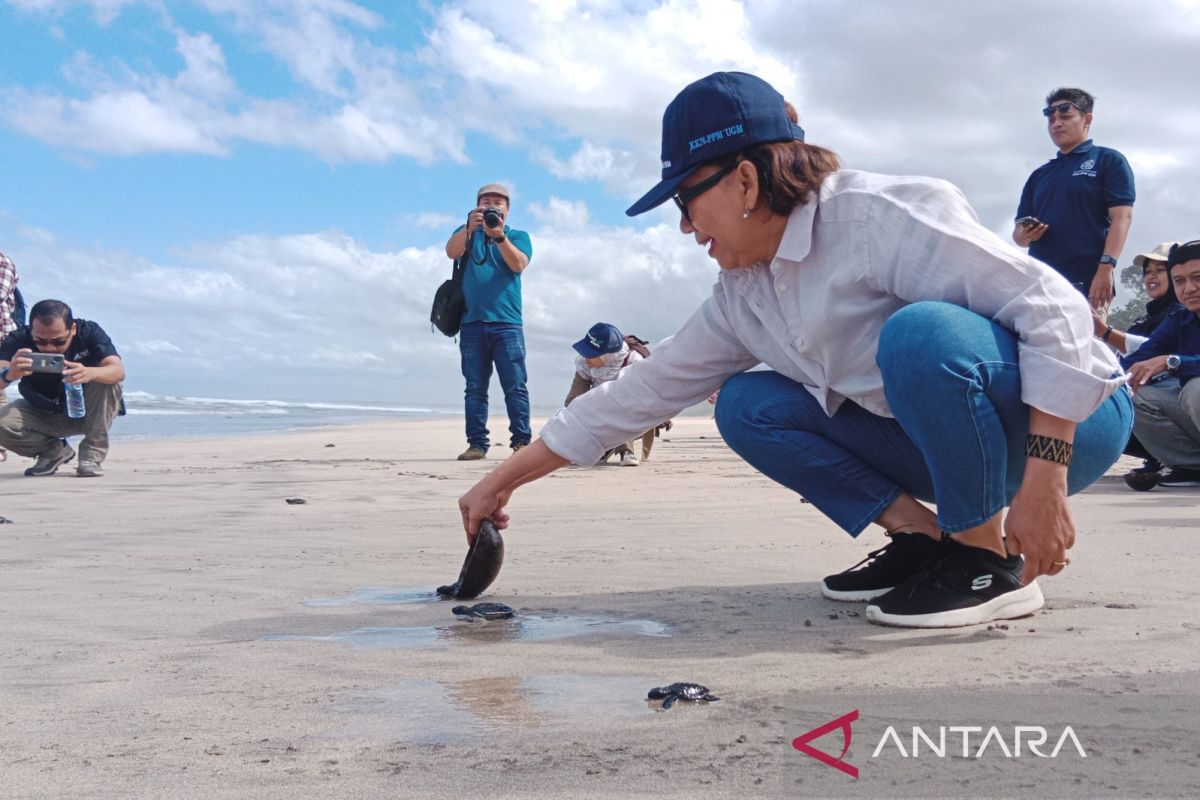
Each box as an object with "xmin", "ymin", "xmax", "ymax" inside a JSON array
[{"xmin": 0, "ymin": 299, "xmax": 125, "ymax": 477}]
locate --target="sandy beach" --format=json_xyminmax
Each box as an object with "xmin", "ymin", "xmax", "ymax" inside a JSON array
[{"xmin": 2, "ymin": 417, "xmax": 1198, "ymax": 799}]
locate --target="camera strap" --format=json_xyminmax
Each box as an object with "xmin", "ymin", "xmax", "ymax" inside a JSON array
[{"xmin": 468, "ymin": 229, "xmax": 489, "ymax": 265}]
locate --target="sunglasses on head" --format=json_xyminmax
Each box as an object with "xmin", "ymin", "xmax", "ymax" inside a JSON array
[{"xmin": 1042, "ymin": 102, "xmax": 1081, "ymax": 118}]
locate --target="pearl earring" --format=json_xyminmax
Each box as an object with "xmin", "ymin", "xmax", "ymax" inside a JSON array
[{"xmin": 742, "ymin": 209, "xmax": 751, "ymax": 219}]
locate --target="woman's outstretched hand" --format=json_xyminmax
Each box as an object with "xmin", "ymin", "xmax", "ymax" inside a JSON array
[
  {"xmin": 458, "ymin": 483, "xmax": 512, "ymax": 544},
  {"xmin": 456, "ymin": 439, "xmax": 570, "ymax": 544}
]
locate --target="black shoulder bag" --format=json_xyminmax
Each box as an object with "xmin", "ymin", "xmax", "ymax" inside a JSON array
[{"xmin": 430, "ymin": 255, "xmax": 466, "ymax": 337}]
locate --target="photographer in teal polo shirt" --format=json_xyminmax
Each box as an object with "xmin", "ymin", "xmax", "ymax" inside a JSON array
[{"xmin": 444, "ymin": 183, "xmax": 534, "ymax": 461}]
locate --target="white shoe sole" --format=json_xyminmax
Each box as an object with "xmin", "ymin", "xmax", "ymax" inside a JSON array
[
  {"xmin": 865, "ymin": 581, "xmax": 1044, "ymax": 628},
  {"xmin": 820, "ymin": 583, "xmax": 893, "ymax": 602}
]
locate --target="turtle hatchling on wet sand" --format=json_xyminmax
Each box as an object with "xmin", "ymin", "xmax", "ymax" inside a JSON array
[
  {"xmin": 452, "ymin": 602, "xmax": 515, "ymax": 621},
  {"xmin": 647, "ymin": 683, "xmax": 720, "ymax": 709}
]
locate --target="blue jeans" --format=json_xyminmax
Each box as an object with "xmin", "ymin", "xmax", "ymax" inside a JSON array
[
  {"xmin": 715, "ymin": 302, "xmax": 1133, "ymax": 535},
  {"xmin": 459, "ymin": 322, "xmax": 531, "ymax": 451}
]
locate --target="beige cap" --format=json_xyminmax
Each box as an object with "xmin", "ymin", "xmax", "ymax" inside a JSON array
[
  {"xmin": 1133, "ymin": 241, "xmax": 1179, "ymax": 269},
  {"xmin": 477, "ymin": 183, "xmax": 511, "ymax": 202}
]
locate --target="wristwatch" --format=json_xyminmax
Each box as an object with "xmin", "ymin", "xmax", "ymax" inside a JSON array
[
  {"xmin": 1167, "ymin": 354, "xmax": 1181, "ymax": 372},
  {"xmin": 1099, "ymin": 255, "xmax": 1118, "ymax": 267},
  {"xmin": 0, "ymin": 366, "xmax": 8, "ymax": 383}
]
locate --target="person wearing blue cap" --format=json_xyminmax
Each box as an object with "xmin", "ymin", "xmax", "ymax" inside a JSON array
[
  {"xmin": 457, "ymin": 72, "xmax": 1132, "ymax": 629},
  {"xmin": 564, "ymin": 322, "xmax": 652, "ymax": 467}
]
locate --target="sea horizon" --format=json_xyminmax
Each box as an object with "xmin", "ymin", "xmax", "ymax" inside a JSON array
[{"xmin": 0, "ymin": 388, "xmax": 715, "ymax": 442}]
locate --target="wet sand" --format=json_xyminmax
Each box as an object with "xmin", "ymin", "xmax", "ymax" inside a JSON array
[{"xmin": 2, "ymin": 417, "xmax": 1198, "ymax": 799}]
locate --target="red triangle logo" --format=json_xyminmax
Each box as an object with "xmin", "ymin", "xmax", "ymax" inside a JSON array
[{"xmin": 792, "ymin": 709, "xmax": 859, "ymax": 778}]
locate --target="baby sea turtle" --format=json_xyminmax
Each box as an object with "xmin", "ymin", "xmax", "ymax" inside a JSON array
[
  {"xmin": 437, "ymin": 519, "xmax": 505, "ymax": 599},
  {"xmin": 647, "ymin": 683, "xmax": 720, "ymax": 710},
  {"xmin": 452, "ymin": 602, "xmax": 515, "ymax": 621}
]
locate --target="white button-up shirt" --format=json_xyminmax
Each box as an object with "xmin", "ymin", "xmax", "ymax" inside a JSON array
[{"xmin": 542, "ymin": 170, "xmax": 1123, "ymax": 466}]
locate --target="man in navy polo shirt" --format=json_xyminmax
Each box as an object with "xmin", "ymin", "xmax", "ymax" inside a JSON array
[
  {"xmin": 444, "ymin": 183, "xmax": 534, "ymax": 461},
  {"xmin": 1121, "ymin": 240, "xmax": 1200, "ymax": 490},
  {"xmin": 1013, "ymin": 87, "xmax": 1135, "ymax": 314}
]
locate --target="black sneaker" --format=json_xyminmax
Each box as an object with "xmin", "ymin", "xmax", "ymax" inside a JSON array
[
  {"xmin": 1133, "ymin": 457, "xmax": 1163, "ymax": 474},
  {"xmin": 821, "ymin": 531, "xmax": 942, "ymax": 602},
  {"xmin": 24, "ymin": 441, "xmax": 75, "ymax": 477},
  {"xmin": 1159, "ymin": 467, "xmax": 1200, "ymax": 488},
  {"xmin": 865, "ymin": 537, "xmax": 1044, "ymax": 628}
]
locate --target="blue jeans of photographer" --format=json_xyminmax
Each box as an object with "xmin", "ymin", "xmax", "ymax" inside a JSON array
[
  {"xmin": 715, "ymin": 302, "xmax": 1133, "ymax": 535},
  {"xmin": 460, "ymin": 321, "xmax": 531, "ymax": 452}
]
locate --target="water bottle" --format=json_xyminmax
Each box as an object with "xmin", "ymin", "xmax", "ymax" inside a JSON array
[{"xmin": 64, "ymin": 381, "xmax": 86, "ymax": 419}]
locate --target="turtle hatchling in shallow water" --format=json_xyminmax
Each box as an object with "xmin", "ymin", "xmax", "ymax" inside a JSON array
[
  {"xmin": 452, "ymin": 602, "xmax": 515, "ymax": 620},
  {"xmin": 647, "ymin": 682, "xmax": 720, "ymax": 709}
]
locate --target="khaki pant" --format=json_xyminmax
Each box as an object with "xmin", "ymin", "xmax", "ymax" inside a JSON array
[
  {"xmin": 0, "ymin": 382, "xmax": 124, "ymax": 464},
  {"xmin": 1131, "ymin": 379, "xmax": 1200, "ymax": 470},
  {"xmin": 564, "ymin": 374, "xmax": 657, "ymax": 461}
]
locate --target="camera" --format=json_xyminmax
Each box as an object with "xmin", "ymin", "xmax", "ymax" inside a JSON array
[
  {"xmin": 29, "ymin": 353, "xmax": 65, "ymax": 374},
  {"xmin": 483, "ymin": 208, "xmax": 504, "ymax": 229}
]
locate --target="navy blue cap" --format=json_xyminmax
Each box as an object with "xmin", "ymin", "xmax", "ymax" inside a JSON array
[
  {"xmin": 1168, "ymin": 239, "xmax": 1200, "ymax": 269},
  {"xmin": 626, "ymin": 72, "xmax": 805, "ymax": 217},
  {"xmin": 573, "ymin": 323, "xmax": 624, "ymax": 358}
]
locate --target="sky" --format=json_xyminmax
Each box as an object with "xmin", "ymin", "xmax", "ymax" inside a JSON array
[{"xmin": 2, "ymin": 0, "xmax": 1200, "ymax": 408}]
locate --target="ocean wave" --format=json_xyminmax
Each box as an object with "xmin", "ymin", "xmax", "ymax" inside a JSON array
[{"xmin": 122, "ymin": 390, "xmax": 452, "ymax": 416}]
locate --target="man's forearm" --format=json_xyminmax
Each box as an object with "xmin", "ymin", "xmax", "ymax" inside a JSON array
[
  {"xmin": 90, "ymin": 362, "xmax": 125, "ymax": 384},
  {"xmin": 446, "ymin": 228, "xmax": 469, "ymax": 260},
  {"xmin": 1102, "ymin": 207, "xmax": 1133, "ymax": 260},
  {"xmin": 496, "ymin": 238, "xmax": 529, "ymax": 273}
]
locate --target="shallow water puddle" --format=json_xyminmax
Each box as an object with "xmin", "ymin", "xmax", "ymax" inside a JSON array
[
  {"xmin": 266, "ymin": 614, "xmax": 669, "ymax": 649},
  {"xmin": 332, "ymin": 674, "xmax": 661, "ymax": 741},
  {"xmin": 304, "ymin": 586, "xmax": 442, "ymax": 607}
]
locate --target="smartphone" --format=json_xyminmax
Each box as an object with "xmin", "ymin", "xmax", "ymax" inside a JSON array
[
  {"xmin": 1015, "ymin": 216, "xmax": 1041, "ymax": 227},
  {"xmin": 29, "ymin": 353, "xmax": 65, "ymax": 374}
]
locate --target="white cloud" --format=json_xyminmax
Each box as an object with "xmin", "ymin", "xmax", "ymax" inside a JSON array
[
  {"xmin": 421, "ymin": 0, "xmax": 797, "ymax": 184},
  {"xmin": 6, "ymin": 88, "xmax": 228, "ymax": 155},
  {"xmin": 6, "ymin": 0, "xmax": 141, "ymax": 24},
  {"xmin": 525, "ymin": 197, "xmax": 590, "ymax": 230},
  {"xmin": 410, "ymin": 212, "xmax": 458, "ymax": 230},
  {"xmin": 533, "ymin": 140, "xmax": 641, "ymax": 194},
  {"xmin": 3, "ymin": 0, "xmax": 466, "ymax": 162},
  {"xmin": 127, "ymin": 339, "xmax": 183, "ymax": 355}
]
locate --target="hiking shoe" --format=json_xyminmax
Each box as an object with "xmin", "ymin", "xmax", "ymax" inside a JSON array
[
  {"xmin": 821, "ymin": 531, "xmax": 942, "ymax": 601},
  {"xmin": 456, "ymin": 446, "xmax": 486, "ymax": 461},
  {"xmin": 1158, "ymin": 467, "xmax": 1200, "ymax": 488},
  {"xmin": 24, "ymin": 442, "xmax": 75, "ymax": 477},
  {"xmin": 1124, "ymin": 470, "xmax": 1160, "ymax": 492},
  {"xmin": 865, "ymin": 537, "xmax": 1044, "ymax": 628},
  {"xmin": 76, "ymin": 460, "xmax": 104, "ymax": 478},
  {"xmin": 619, "ymin": 451, "xmax": 639, "ymax": 467}
]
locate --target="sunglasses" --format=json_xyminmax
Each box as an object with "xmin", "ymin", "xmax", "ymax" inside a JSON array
[
  {"xmin": 1042, "ymin": 102, "xmax": 1081, "ymax": 118},
  {"xmin": 33, "ymin": 336, "xmax": 71, "ymax": 347},
  {"xmin": 672, "ymin": 161, "xmax": 739, "ymax": 223}
]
